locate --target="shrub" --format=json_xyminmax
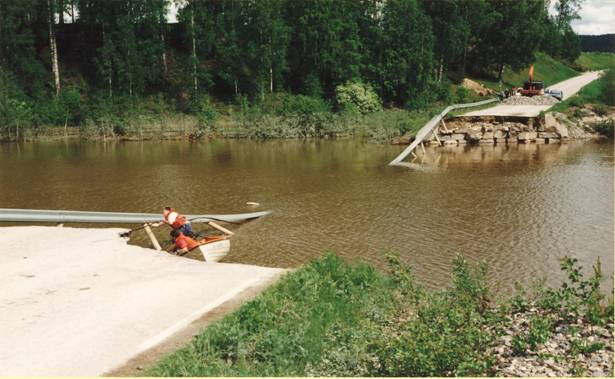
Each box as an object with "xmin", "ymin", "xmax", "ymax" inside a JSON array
[
  {"xmin": 455, "ymin": 87, "xmax": 472, "ymax": 104},
  {"xmin": 593, "ymin": 103, "xmax": 609, "ymax": 116},
  {"xmin": 189, "ymin": 95, "xmax": 217, "ymax": 135},
  {"xmin": 335, "ymin": 80, "xmax": 382, "ymax": 114},
  {"xmin": 593, "ymin": 118, "xmax": 614, "ymax": 138},
  {"xmin": 277, "ymin": 94, "xmax": 330, "ymax": 116}
]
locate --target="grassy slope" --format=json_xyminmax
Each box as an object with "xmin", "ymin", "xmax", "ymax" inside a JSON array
[
  {"xmin": 575, "ymin": 52, "xmax": 615, "ymax": 71},
  {"xmin": 148, "ymin": 253, "xmax": 613, "ymax": 377},
  {"xmin": 549, "ymin": 69, "xmax": 614, "ymax": 118},
  {"xmin": 476, "ymin": 52, "xmax": 579, "ymax": 91}
]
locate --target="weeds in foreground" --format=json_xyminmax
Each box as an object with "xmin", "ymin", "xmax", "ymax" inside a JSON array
[{"xmin": 149, "ymin": 253, "xmax": 612, "ymax": 377}]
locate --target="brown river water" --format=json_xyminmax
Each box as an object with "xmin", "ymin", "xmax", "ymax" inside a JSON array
[{"xmin": 0, "ymin": 140, "xmax": 612, "ymax": 295}]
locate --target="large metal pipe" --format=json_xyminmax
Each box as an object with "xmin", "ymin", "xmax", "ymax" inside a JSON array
[{"xmin": 0, "ymin": 208, "xmax": 271, "ymax": 224}]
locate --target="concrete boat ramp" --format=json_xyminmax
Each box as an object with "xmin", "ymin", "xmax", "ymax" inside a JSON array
[{"xmin": 0, "ymin": 226, "xmax": 286, "ymax": 376}]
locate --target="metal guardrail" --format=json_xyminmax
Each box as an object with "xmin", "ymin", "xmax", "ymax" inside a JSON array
[
  {"xmin": 388, "ymin": 97, "xmax": 499, "ymax": 167},
  {"xmin": 0, "ymin": 208, "xmax": 271, "ymax": 224}
]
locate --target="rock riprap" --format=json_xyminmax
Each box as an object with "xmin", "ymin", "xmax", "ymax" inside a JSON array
[{"xmin": 502, "ymin": 95, "xmax": 560, "ymax": 106}]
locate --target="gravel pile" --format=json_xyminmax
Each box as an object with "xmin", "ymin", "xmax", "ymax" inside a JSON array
[
  {"xmin": 503, "ymin": 95, "xmax": 559, "ymax": 106},
  {"xmin": 489, "ymin": 307, "xmax": 614, "ymax": 377}
]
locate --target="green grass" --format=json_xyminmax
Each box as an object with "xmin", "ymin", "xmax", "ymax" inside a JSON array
[
  {"xmin": 149, "ymin": 253, "xmax": 497, "ymax": 376},
  {"xmin": 575, "ymin": 52, "xmax": 615, "ymax": 71},
  {"xmin": 550, "ymin": 69, "xmax": 615, "ymax": 114},
  {"xmin": 147, "ymin": 253, "xmax": 613, "ymax": 377},
  {"xmin": 475, "ymin": 52, "xmax": 579, "ymax": 91}
]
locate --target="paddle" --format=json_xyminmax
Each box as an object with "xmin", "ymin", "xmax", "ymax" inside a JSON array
[{"xmin": 119, "ymin": 215, "xmax": 241, "ymax": 238}]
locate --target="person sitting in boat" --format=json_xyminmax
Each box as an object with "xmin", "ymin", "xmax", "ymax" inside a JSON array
[
  {"xmin": 170, "ymin": 229, "xmax": 200, "ymax": 255},
  {"xmin": 170, "ymin": 229, "xmax": 228, "ymax": 256},
  {"xmin": 157, "ymin": 206, "xmax": 195, "ymax": 237}
]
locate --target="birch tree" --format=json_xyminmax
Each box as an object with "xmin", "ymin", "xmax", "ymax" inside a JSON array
[{"xmin": 47, "ymin": 0, "xmax": 61, "ymax": 95}]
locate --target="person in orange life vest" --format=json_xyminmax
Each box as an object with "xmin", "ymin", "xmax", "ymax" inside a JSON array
[
  {"xmin": 170, "ymin": 229, "xmax": 201, "ymax": 255},
  {"xmin": 158, "ymin": 206, "xmax": 195, "ymax": 238}
]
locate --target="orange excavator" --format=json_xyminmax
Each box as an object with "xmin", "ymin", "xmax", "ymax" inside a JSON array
[
  {"xmin": 520, "ymin": 65, "xmax": 544, "ymax": 96},
  {"xmin": 504, "ymin": 64, "xmax": 562, "ymax": 100}
]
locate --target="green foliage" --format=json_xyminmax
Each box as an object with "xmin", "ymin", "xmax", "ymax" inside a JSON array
[
  {"xmin": 602, "ymin": 67, "xmax": 615, "ymax": 106},
  {"xmin": 335, "ymin": 80, "xmax": 382, "ymax": 114},
  {"xmin": 534, "ymin": 257, "xmax": 612, "ymax": 325},
  {"xmin": 0, "ymin": 0, "xmax": 589, "ymax": 138},
  {"xmin": 455, "ymin": 87, "xmax": 471, "ymax": 104},
  {"xmin": 593, "ymin": 119, "xmax": 614, "ymax": 138},
  {"xmin": 150, "ymin": 253, "xmax": 502, "ymax": 377},
  {"xmin": 575, "ymin": 53, "xmax": 615, "ymax": 71},
  {"xmin": 148, "ymin": 251, "xmax": 613, "ymax": 377},
  {"xmin": 381, "ymin": 0, "xmax": 434, "ymax": 108},
  {"xmin": 570, "ymin": 339, "xmax": 606, "ymax": 356},
  {"xmin": 189, "ymin": 95, "xmax": 217, "ymax": 135},
  {"xmin": 550, "ymin": 69, "xmax": 615, "ymax": 116}
]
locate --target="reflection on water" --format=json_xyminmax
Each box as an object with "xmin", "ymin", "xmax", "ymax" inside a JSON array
[{"xmin": 0, "ymin": 140, "xmax": 612, "ymax": 295}]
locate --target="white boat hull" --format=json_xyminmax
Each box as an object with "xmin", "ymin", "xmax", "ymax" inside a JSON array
[{"xmin": 199, "ymin": 239, "xmax": 231, "ymax": 262}]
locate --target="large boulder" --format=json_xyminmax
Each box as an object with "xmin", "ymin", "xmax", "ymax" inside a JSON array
[
  {"xmin": 518, "ymin": 132, "xmax": 537, "ymax": 143},
  {"xmin": 545, "ymin": 112, "xmax": 569, "ymax": 138}
]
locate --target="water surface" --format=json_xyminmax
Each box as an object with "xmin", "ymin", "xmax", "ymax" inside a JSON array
[{"xmin": 1, "ymin": 140, "xmax": 612, "ymax": 294}]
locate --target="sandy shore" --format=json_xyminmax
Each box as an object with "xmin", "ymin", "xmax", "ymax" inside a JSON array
[{"xmin": 0, "ymin": 226, "xmax": 286, "ymax": 376}]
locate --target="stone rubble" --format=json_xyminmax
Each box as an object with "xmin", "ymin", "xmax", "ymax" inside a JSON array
[
  {"xmin": 502, "ymin": 95, "xmax": 560, "ymax": 106},
  {"xmin": 488, "ymin": 307, "xmax": 614, "ymax": 377}
]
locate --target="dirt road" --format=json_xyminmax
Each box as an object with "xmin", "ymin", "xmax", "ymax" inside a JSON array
[{"xmin": 464, "ymin": 71, "xmax": 603, "ymax": 117}]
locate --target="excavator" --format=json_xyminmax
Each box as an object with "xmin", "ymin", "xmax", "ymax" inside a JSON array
[{"xmin": 504, "ymin": 64, "xmax": 563, "ymax": 101}]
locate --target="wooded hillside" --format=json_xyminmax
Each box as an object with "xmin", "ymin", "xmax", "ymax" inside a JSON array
[{"xmin": 0, "ymin": 0, "xmax": 583, "ymax": 130}]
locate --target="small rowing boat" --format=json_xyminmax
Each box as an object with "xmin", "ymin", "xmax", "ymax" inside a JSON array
[{"xmin": 196, "ymin": 236, "xmax": 231, "ymax": 262}]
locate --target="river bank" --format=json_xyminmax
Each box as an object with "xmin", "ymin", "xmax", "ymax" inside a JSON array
[
  {"xmin": 0, "ymin": 106, "xmax": 441, "ymax": 144},
  {"xmin": 147, "ymin": 253, "xmax": 613, "ymax": 377}
]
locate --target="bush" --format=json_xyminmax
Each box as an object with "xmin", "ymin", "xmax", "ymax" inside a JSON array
[
  {"xmin": 455, "ymin": 87, "xmax": 472, "ymax": 104},
  {"xmin": 593, "ymin": 103, "xmax": 609, "ymax": 116},
  {"xmin": 335, "ymin": 80, "xmax": 382, "ymax": 114},
  {"xmin": 593, "ymin": 118, "xmax": 614, "ymax": 138},
  {"xmin": 189, "ymin": 95, "xmax": 217, "ymax": 136},
  {"xmin": 602, "ymin": 67, "xmax": 615, "ymax": 106},
  {"xmin": 277, "ymin": 94, "xmax": 330, "ymax": 116}
]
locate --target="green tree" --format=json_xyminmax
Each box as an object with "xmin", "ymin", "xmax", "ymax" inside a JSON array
[
  {"xmin": 380, "ymin": 0, "xmax": 434, "ymax": 108},
  {"xmin": 478, "ymin": 0, "xmax": 547, "ymax": 82},
  {"xmin": 420, "ymin": 0, "xmax": 470, "ymax": 82},
  {"xmin": 285, "ymin": 0, "xmax": 363, "ymax": 97},
  {"xmin": 0, "ymin": 0, "xmax": 47, "ymax": 97},
  {"xmin": 242, "ymin": 0, "xmax": 290, "ymax": 99}
]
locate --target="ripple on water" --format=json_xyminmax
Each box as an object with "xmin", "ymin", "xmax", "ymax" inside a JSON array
[{"xmin": 0, "ymin": 140, "xmax": 612, "ymax": 295}]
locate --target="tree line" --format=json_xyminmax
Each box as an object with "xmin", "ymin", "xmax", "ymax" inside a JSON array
[{"xmin": 0, "ymin": 0, "xmax": 582, "ymax": 129}]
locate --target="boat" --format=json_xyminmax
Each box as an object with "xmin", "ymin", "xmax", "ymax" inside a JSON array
[{"xmin": 198, "ymin": 236, "xmax": 231, "ymax": 262}]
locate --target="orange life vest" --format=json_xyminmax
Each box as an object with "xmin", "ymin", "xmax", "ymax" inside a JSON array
[{"xmin": 164, "ymin": 209, "xmax": 187, "ymax": 229}]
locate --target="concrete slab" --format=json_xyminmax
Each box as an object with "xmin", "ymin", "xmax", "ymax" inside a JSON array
[
  {"xmin": 0, "ymin": 226, "xmax": 286, "ymax": 376},
  {"xmin": 463, "ymin": 71, "xmax": 603, "ymax": 117}
]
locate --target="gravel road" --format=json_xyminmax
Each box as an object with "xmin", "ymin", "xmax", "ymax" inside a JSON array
[{"xmin": 464, "ymin": 71, "xmax": 604, "ymax": 117}]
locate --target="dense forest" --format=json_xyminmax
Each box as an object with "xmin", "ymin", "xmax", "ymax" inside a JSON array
[
  {"xmin": 580, "ymin": 34, "xmax": 615, "ymax": 53},
  {"xmin": 0, "ymin": 0, "xmax": 583, "ymax": 136}
]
